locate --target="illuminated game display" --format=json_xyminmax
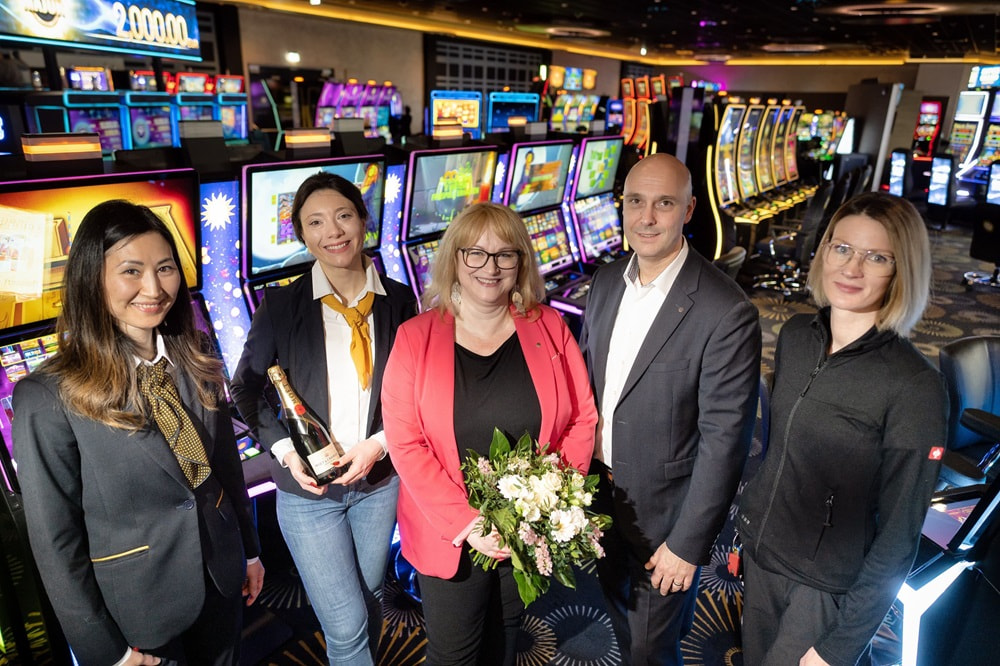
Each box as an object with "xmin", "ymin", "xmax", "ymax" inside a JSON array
[
  {"xmin": 946, "ymin": 91, "xmax": 990, "ymax": 168},
  {"xmin": 888, "ymin": 150, "xmax": 908, "ymax": 197},
  {"xmin": 771, "ymin": 106, "xmax": 793, "ymax": 186},
  {"xmin": 523, "ymin": 209, "xmax": 576, "ymax": 276},
  {"xmin": 67, "ymin": 106, "xmax": 125, "ymax": 154},
  {"xmin": 755, "ymin": 106, "xmax": 779, "ymax": 193},
  {"xmin": 65, "ymin": 66, "xmax": 113, "ymax": 91},
  {"xmin": 573, "ymin": 194, "xmax": 621, "ymax": 261},
  {"xmin": 404, "ymin": 147, "xmax": 498, "ymax": 239},
  {"xmin": 987, "ymin": 162, "xmax": 1000, "ymax": 205},
  {"xmin": 737, "ymin": 105, "xmax": 764, "ymax": 200},
  {"xmin": 430, "ymin": 90, "xmax": 483, "ymax": 139},
  {"xmin": 928, "ymin": 156, "xmax": 953, "ymax": 207},
  {"xmin": 912, "ymin": 99, "xmax": 944, "ymax": 158},
  {"xmin": 574, "ymin": 137, "xmax": 623, "ymax": 200},
  {"xmin": 486, "ymin": 92, "xmax": 540, "ymax": 132},
  {"xmin": 715, "ymin": 104, "xmax": 746, "ymax": 206},
  {"xmin": 242, "ymin": 157, "xmax": 385, "ymax": 279},
  {"xmin": 505, "ymin": 141, "xmax": 575, "ymax": 213},
  {"xmin": 405, "ymin": 238, "xmax": 440, "ymax": 295},
  {"xmin": 128, "ymin": 104, "xmax": 174, "ymax": 149},
  {"xmin": 784, "ymin": 107, "xmax": 803, "ymax": 182},
  {"xmin": 0, "ymin": 170, "xmax": 200, "ymax": 331}
]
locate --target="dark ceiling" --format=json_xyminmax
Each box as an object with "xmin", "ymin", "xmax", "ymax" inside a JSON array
[{"xmin": 313, "ymin": 0, "xmax": 1000, "ymax": 62}]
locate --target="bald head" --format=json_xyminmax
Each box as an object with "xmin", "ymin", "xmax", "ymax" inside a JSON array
[{"xmin": 625, "ymin": 153, "xmax": 694, "ymax": 205}]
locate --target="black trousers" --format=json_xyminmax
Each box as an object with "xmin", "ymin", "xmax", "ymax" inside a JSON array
[
  {"xmin": 591, "ymin": 460, "xmax": 700, "ymax": 666},
  {"xmin": 742, "ymin": 552, "xmax": 872, "ymax": 666},
  {"xmin": 417, "ymin": 552, "xmax": 524, "ymax": 666},
  {"xmin": 140, "ymin": 570, "xmax": 243, "ymax": 666}
]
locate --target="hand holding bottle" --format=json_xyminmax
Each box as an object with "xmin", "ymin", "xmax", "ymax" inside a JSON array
[
  {"xmin": 332, "ymin": 438, "xmax": 384, "ymax": 485},
  {"xmin": 282, "ymin": 450, "xmax": 328, "ymax": 495}
]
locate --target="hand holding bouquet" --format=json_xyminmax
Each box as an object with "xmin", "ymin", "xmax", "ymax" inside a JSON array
[{"xmin": 461, "ymin": 428, "xmax": 612, "ymax": 606}]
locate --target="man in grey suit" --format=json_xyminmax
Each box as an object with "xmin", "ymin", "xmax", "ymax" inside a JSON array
[{"xmin": 580, "ymin": 153, "xmax": 761, "ymax": 665}]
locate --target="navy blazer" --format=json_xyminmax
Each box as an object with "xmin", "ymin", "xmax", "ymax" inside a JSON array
[
  {"xmin": 580, "ymin": 249, "xmax": 761, "ymax": 565},
  {"xmin": 231, "ymin": 269, "xmax": 417, "ymax": 497},
  {"xmin": 14, "ymin": 366, "xmax": 260, "ymax": 665}
]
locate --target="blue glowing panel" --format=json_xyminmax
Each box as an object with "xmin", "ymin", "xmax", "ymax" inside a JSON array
[
  {"xmin": 379, "ymin": 163, "xmax": 409, "ymax": 285},
  {"xmin": 199, "ymin": 180, "xmax": 252, "ymax": 378}
]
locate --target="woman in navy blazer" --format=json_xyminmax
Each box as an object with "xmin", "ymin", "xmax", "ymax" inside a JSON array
[
  {"xmin": 14, "ymin": 201, "xmax": 263, "ymax": 666},
  {"xmin": 231, "ymin": 173, "xmax": 416, "ymax": 665},
  {"xmin": 382, "ymin": 203, "xmax": 597, "ymax": 665}
]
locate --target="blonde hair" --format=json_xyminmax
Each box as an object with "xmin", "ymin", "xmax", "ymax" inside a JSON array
[
  {"xmin": 422, "ymin": 202, "xmax": 545, "ymax": 317},
  {"xmin": 807, "ymin": 192, "xmax": 931, "ymax": 336}
]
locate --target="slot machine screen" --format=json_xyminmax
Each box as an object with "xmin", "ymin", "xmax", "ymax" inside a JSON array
[
  {"xmin": 785, "ymin": 108, "xmax": 802, "ymax": 181},
  {"xmin": 430, "ymin": 93, "xmax": 482, "ymax": 133},
  {"xmin": 219, "ymin": 104, "xmax": 247, "ymax": 141},
  {"xmin": 66, "ymin": 67, "xmax": 112, "ymax": 92},
  {"xmin": 564, "ymin": 68, "xmax": 584, "ymax": 92},
  {"xmin": 574, "ymin": 193, "xmax": 622, "ymax": 261},
  {"xmin": 506, "ymin": 141, "xmax": 575, "ymax": 214},
  {"xmin": 68, "ymin": 107, "xmax": 124, "ymax": 154},
  {"xmin": 487, "ymin": 93, "xmax": 539, "ymax": 132},
  {"xmin": 574, "ymin": 136, "xmax": 624, "ymax": 200},
  {"xmin": 928, "ymin": 156, "xmax": 952, "ymax": 206},
  {"xmin": 755, "ymin": 107, "xmax": 779, "ymax": 193},
  {"xmin": 737, "ymin": 106, "xmax": 764, "ymax": 199},
  {"xmin": 404, "ymin": 147, "xmax": 498, "ymax": 240},
  {"xmin": 715, "ymin": 104, "xmax": 745, "ymax": 206},
  {"xmin": 987, "ymin": 163, "xmax": 1000, "ymax": 205},
  {"xmin": 315, "ymin": 106, "xmax": 336, "ymax": 128},
  {"xmin": 523, "ymin": 209, "xmax": 575, "ymax": 276},
  {"xmin": 405, "ymin": 238, "xmax": 440, "ymax": 295},
  {"xmin": 129, "ymin": 106, "xmax": 174, "ymax": 149},
  {"xmin": 129, "ymin": 71, "xmax": 157, "ymax": 91},
  {"xmin": 243, "ymin": 157, "xmax": 385, "ymax": 278},
  {"xmin": 0, "ymin": 169, "xmax": 200, "ymax": 331},
  {"xmin": 889, "ymin": 151, "xmax": 908, "ymax": 197},
  {"xmin": 180, "ymin": 106, "xmax": 215, "ymax": 122},
  {"xmin": 215, "ymin": 76, "xmax": 245, "ymax": 94},
  {"xmin": 177, "ymin": 73, "xmax": 209, "ymax": 93},
  {"xmin": 0, "ymin": 327, "xmax": 59, "ymax": 458}
]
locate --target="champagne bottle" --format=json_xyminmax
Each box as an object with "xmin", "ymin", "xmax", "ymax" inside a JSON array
[{"xmin": 267, "ymin": 365, "xmax": 348, "ymax": 484}]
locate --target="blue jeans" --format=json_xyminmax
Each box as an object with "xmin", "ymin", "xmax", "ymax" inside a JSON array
[{"xmin": 276, "ymin": 474, "xmax": 400, "ymax": 666}]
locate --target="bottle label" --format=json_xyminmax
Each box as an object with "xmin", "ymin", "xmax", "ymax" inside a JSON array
[{"xmin": 307, "ymin": 443, "xmax": 341, "ymax": 476}]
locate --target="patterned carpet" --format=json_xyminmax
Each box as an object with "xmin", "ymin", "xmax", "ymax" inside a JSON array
[{"xmin": 248, "ymin": 222, "xmax": 999, "ymax": 666}]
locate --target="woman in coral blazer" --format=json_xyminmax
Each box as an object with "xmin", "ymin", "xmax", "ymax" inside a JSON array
[{"xmin": 382, "ymin": 203, "xmax": 596, "ymax": 666}]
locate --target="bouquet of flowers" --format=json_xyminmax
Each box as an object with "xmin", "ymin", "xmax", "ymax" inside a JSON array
[{"xmin": 461, "ymin": 428, "xmax": 613, "ymax": 606}]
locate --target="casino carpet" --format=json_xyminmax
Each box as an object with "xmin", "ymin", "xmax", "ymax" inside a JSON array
[{"xmin": 247, "ymin": 222, "xmax": 999, "ymax": 666}]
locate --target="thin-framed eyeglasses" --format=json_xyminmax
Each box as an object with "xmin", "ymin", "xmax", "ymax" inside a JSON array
[
  {"xmin": 459, "ymin": 248, "xmax": 522, "ymax": 270},
  {"xmin": 823, "ymin": 241, "xmax": 896, "ymax": 276}
]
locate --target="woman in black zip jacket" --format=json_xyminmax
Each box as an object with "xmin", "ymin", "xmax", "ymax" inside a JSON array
[{"xmin": 737, "ymin": 192, "xmax": 948, "ymax": 666}]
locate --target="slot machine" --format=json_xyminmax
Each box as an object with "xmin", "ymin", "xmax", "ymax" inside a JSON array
[
  {"xmin": 912, "ymin": 98, "xmax": 946, "ymax": 159},
  {"xmin": 688, "ymin": 99, "xmax": 744, "ymax": 260},
  {"xmin": 240, "ymin": 155, "xmax": 387, "ymax": 312},
  {"xmin": 621, "ymin": 78, "xmax": 637, "ymax": 145},
  {"xmin": 121, "ymin": 90, "xmax": 177, "ymax": 150},
  {"xmin": 175, "ymin": 72, "xmax": 216, "ymax": 125},
  {"xmin": 486, "ymin": 92, "xmax": 540, "ymax": 133},
  {"xmin": 429, "ymin": 90, "xmax": 484, "ymax": 140},
  {"xmin": 755, "ymin": 104, "xmax": 781, "ymax": 198},
  {"xmin": 945, "ymin": 90, "xmax": 991, "ymax": 174},
  {"xmin": 336, "ymin": 79, "xmax": 366, "ymax": 120},
  {"xmin": 549, "ymin": 134, "xmax": 627, "ymax": 315},
  {"xmin": 213, "ymin": 75, "xmax": 248, "ymax": 144},
  {"xmin": 957, "ymin": 92, "xmax": 1000, "ymax": 199},
  {"xmin": 315, "ymin": 81, "xmax": 345, "ymax": 129},
  {"xmin": 731, "ymin": 102, "xmax": 777, "ymax": 244},
  {"xmin": 398, "ymin": 145, "xmax": 499, "ymax": 300},
  {"xmin": 358, "ymin": 81, "xmax": 381, "ymax": 139},
  {"xmin": 502, "ymin": 139, "xmax": 584, "ymax": 301},
  {"xmin": 25, "ymin": 90, "xmax": 126, "ymax": 157},
  {"xmin": 632, "ymin": 75, "xmax": 652, "ymax": 154}
]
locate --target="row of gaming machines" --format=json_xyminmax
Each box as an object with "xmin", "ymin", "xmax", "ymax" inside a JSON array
[
  {"xmin": 311, "ymin": 79, "xmax": 403, "ymax": 140},
  {"xmin": 0, "ymin": 131, "xmax": 627, "ymax": 496},
  {"xmin": 0, "ymin": 69, "xmax": 249, "ymax": 158}
]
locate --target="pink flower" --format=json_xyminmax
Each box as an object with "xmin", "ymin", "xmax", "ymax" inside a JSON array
[
  {"xmin": 534, "ymin": 541, "xmax": 553, "ymax": 576},
  {"xmin": 477, "ymin": 458, "xmax": 493, "ymax": 476},
  {"xmin": 518, "ymin": 524, "xmax": 540, "ymax": 547}
]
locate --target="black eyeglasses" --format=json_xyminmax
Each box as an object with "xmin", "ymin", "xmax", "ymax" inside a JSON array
[{"xmin": 459, "ymin": 248, "xmax": 522, "ymax": 270}]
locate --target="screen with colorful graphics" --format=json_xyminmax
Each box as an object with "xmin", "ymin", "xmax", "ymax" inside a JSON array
[
  {"xmin": 128, "ymin": 105, "xmax": 174, "ymax": 149},
  {"xmin": 573, "ymin": 192, "xmax": 622, "ymax": 261},
  {"xmin": 523, "ymin": 208, "xmax": 575, "ymax": 276},
  {"xmin": 574, "ymin": 136, "xmax": 624, "ymax": 200},
  {"xmin": 505, "ymin": 141, "xmax": 574, "ymax": 214},
  {"xmin": 242, "ymin": 157, "xmax": 385, "ymax": 279},
  {"xmin": 0, "ymin": 169, "xmax": 199, "ymax": 332},
  {"xmin": 404, "ymin": 147, "xmax": 498, "ymax": 240},
  {"xmin": 68, "ymin": 107, "xmax": 124, "ymax": 154}
]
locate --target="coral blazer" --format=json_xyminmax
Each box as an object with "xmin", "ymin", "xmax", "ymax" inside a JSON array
[{"xmin": 382, "ymin": 305, "xmax": 597, "ymax": 578}]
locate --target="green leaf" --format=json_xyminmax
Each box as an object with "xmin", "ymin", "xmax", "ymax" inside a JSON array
[
  {"xmin": 489, "ymin": 428, "xmax": 511, "ymax": 460},
  {"xmin": 554, "ymin": 564, "xmax": 577, "ymax": 590},
  {"xmin": 512, "ymin": 567, "xmax": 539, "ymax": 606}
]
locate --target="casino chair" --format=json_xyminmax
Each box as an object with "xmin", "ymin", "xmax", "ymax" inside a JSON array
[
  {"xmin": 712, "ymin": 245, "xmax": 747, "ymax": 281},
  {"xmin": 750, "ymin": 181, "xmax": 834, "ymax": 296},
  {"xmin": 850, "ymin": 163, "xmax": 874, "ymax": 198},
  {"xmin": 962, "ymin": 202, "xmax": 1000, "ymax": 290},
  {"xmin": 937, "ymin": 335, "xmax": 1000, "ymax": 489}
]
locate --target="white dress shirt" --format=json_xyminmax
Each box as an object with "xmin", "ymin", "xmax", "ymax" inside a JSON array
[{"xmin": 597, "ymin": 241, "xmax": 689, "ymax": 466}]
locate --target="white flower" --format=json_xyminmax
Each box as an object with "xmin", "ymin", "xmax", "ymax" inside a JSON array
[
  {"xmin": 498, "ymin": 474, "xmax": 528, "ymax": 501},
  {"xmin": 540, "ymin": 470, "xmax": 563, "ymax": 492},
  {"xmin": 528, "ymin": 476, "xmax": 559, "ymax": 511},
  {"xmin": 550, "ymin": 506, "xmax": 587, "ymax": 542},
  {"xmin": 515, "ymin": 498, "xmax": 541, "ymax": 522}
]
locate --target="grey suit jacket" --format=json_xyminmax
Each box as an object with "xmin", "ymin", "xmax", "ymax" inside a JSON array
[
  {"xmin": 230, "ymin": 269, "xmax": 417, "ymax": 497},
  {"xmin": 13, "ymin": 365, "xmax": 260, "ymax": 665},
  {"xmin": 581, "ymin": 249, "xmax": 761, "ymax": 565}
]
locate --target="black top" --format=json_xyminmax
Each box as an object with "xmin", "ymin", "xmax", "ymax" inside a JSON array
[{"xmin": 453, "ymin": 332, "xmax": 542, "ymax": 460}]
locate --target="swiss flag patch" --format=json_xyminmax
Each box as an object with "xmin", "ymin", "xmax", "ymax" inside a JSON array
[{"xmin": 929, "ymin": 447, "xmax": 944, "ymax": 461}]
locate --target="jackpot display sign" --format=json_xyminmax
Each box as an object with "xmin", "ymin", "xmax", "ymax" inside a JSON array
[{"xmin": 1, "ymin": 0, "xmax": 201, "ymax": 61}]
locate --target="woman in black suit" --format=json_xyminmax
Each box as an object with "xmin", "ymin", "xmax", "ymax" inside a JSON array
[
  {"xmin": 232, "ymin": 173, "xmax": 416, "ymax": 665},
  {"xmin": 14, "ymin": 200, "xmax": 264, "ymax": 665}
]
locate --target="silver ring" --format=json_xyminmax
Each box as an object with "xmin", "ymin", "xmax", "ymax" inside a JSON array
[{"xmin": 671, "ymin": 582, "xmax": 682, "ymax": 587}]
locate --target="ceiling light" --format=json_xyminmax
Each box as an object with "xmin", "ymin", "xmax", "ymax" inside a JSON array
[
  {"xmin": 285, "ymin": 51, "xmax": 301, "ymax": 64},
  {"xmin": 640, "ymin": 46, "xmax": 647, "ymax": 56},
  {"xmin": 762, "ymin": 43, "xmax": 827, "ymax": 53},
  {"xmin": 309, "ymin": 0, "xmax": 320, "ymax": 5}
]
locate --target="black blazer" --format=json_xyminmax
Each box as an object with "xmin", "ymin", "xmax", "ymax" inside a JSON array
[
  {"xmin": 580, "ymin": 250, "xmax": 762, "ymax": 565},
  {"xmin": 231, "ymin": 270, "xmax": 417, "ymax": 497},
  {"xmin": 14, "ymin": 366, "xmax": 260, "ymax": 665}
]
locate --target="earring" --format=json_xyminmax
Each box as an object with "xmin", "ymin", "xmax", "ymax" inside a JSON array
[
  {"xmin": 511, "ymin": 289, "xmax": 525, "ymax": 315},
  {"xmin": 450, "ymin": 282, "xmax": 462, "ymax": 311}
]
